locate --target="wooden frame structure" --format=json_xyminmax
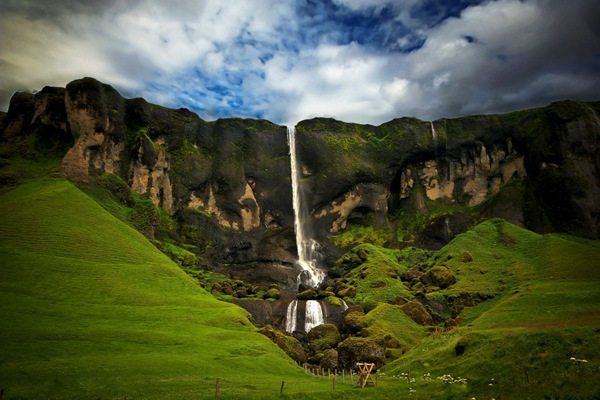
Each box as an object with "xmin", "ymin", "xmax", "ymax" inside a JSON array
[{"xmin": 355, "ymin": 362, "xmax": 376, "ymax": 388}]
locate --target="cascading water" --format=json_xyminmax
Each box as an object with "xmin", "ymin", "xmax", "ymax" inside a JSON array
[
  {"xmin": 285, "ymin": 126, "xmax": 326, "ymax": 334},
  {"xmin": 287, "ymin": 126, "xmax": 326, "ymax": 288},
  {"xmin": 305, "ymin": 300, "xmax": 324, "ymax": 333},
  {"xmin": 285, "ymin": 300, "xmax": 298, "ymax": 333},
  {"xmin": 430, "ymin": 121, "xmax": 438, "ymax": 148}
]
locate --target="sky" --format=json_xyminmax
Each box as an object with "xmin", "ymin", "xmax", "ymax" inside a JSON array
[{"xmin": 1, "ymin": 0, "xmax": 599, "ymax": 125}]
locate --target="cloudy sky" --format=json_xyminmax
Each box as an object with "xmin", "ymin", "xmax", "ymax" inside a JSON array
[{"xmin": 1, "ymin": 0, "xmax": 599, "ymax": 125}]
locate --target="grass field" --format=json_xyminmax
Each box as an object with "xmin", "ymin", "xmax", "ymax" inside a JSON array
[
  {"xmin": 1, "ymin": 178, "xmax": 599, "ymax": 399},
  {"xmin": 0, "ymin": 178, "xmax": 348, "ymax": 399}
]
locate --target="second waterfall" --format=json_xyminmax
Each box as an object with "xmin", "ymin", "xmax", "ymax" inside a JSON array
[{"xmin": 286, "ymin": 126, "xmax": 326, "ymax": 333}]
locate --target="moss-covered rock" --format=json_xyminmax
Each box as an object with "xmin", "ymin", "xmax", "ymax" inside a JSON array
[
  {"xmin": 338, "ymin": 337, "xmax": 386, "ymax": 370},
  {"xmin": 337, "ymin": 285, "xmax": 356, "ymax": 298},
  {"xmin": 320, "ymin": 349, "xmax": 339, "ymax": 370},
  {"xmin": 342, "ymin": 311, "xmax": 368, "ymax": 334},
  {"xmin": 307, "ymin": 324, "xmax": 341, "ymax": 353},
  {"xmin": 317, "ymin": 290, "xmax": 336, "ymax": 299},
  {"xmin": 427, "ymin": 265, "xmax": 456, "ymax": 289},
  {"xmin": 259, "ymin": 325, "xmax": 307, "ymax": 363},
  {"xmin": 263, "ymin": 287, "xmax": 281, "ymax": 300},
  {"xmin": 325, "ymin": 296, "xmax": 344, "ymax": 307},
  {"xmin": 297, "ymin": 288, "xmax": 318, "ymax": 300},
  {"xmin": 401, "ymin": 300, "xmax": 434, "ymax": 326}
]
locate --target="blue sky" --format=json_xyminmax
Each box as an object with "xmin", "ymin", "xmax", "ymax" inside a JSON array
[{"xmin": 1, "ymin": 0, "xmax": 599, "ymax": 124}]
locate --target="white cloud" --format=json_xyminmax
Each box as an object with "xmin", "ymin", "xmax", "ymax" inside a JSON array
[{"xmin": 0, "ymin": 0, "xmax": 598, "ymax": 124}]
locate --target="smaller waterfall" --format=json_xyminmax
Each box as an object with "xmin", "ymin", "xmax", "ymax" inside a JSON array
[
  {"xmin": 285, "ymin": 300, "xmax": 298, "ymax": 333},
  {"xmin": 430, "ymin": 121, "xmax": 438, "ymax": 144},
  {"xmin": 341, "ymin": 299, "xmax": 349, "ymax": 312},
  {"xmin": 305, "ymin": 300, "xmax": 324, "ymax": 333},
  {"xmin": 444, "ymin": 216, "xmax": 452, "ymax": 242}
]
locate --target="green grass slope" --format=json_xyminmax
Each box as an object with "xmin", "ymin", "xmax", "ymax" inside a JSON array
[
  {"xmin": 0, "ymin": 179, "xmax": 313, "ymax": 399},
  {"xmin": 383, "ymin": 219, "xmax": 600, "ymax": 399}
]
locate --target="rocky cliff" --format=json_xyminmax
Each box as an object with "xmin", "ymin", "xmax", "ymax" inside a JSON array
[
  {"xmin": 295, "ymin": 103, "xmax": 600, "ymax": 249},
  {"xmin": 1, "ymin": 77, "xmax": 599, "ymax": 297}
]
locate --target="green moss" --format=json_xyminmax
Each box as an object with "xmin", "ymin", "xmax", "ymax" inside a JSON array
[
  {"xmin": 307, "ymin": 324, "xmax": 341, "ymax": 353},
  {"xmin": 154, "ymin": 241, "xmax": 199, "ymax": 268},
  {"xmin": 330, "ymin": 222, "xmax": 393, "ymax": 248},
  {"xmin": 342, "ymin": 244, "xmax": 419, "ymax": 306},
  {"xmin": 364, "ymin": 303, "xmax": 427, "ymax": 351},
  {"xmin": 263, "ymin": 287, "xmax": 281, "ymax": 300}
]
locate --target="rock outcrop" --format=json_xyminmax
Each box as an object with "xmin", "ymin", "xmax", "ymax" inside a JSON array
[{"xmin": 295, "ymin": 102, "xmax": 600, "ymax": 244}]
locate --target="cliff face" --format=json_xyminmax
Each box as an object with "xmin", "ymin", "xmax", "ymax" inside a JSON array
[
  {"xmin": 295, "ymin": 102, "xmax": 600, "ymax": 246},
  {"xmin": 1, "ymin": 77, "xmax": 599, "ymax": 284}
]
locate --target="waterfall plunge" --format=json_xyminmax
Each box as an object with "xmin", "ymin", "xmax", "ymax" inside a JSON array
[{"xmin": 285, "ymin": 126, "xmax": 326, "ymax": 334}]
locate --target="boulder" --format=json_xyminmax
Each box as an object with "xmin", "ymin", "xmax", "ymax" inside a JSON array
[
  {"xmin": 259, "ymin": 325, "xmax": 307, "ymax": 363},
  {"xmin": 307, "ymin": 324, "xmax": 341, "ymax": 353},
  {"xmin": 401, "ymin": 300, "xmax": 434, "ymax": 325},
  {"xmin": 297, "ymin": 288, "xmax": 318, "ymax": 300},
  {"xmin": 427, "ymin": 266, "xmax": 456, "ymax": 289},
  {"xmin": 320, "ymin": 349, "xmax": 339, "ymax": 370},
  {"xmin": 342, "ymin": 311, "xmax": 368, "ymax": 334},
  {"xmin": 338, "ymin": 337, "xmax": 386, "ymax": 370}
]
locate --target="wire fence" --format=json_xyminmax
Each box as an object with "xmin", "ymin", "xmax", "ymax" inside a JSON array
[{"xmin": 199, "ymin": 368, "xmax": 378, "ymax": 398}]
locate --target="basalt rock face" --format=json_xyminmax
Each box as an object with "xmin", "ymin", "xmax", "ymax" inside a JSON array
[
  {"xmin": 295, "ymin": 101, "xmax": 600, "ymax": 245},
  {"xmin": 0, "ymin": 78, "xmax": 297, "ymax": 290},
  {"xmin": 1, "ymin": 78, "xmax": 599, "ymax": 280}
]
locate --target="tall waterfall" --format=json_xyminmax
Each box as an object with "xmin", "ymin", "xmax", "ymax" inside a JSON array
[
  {"xmin": 287, "ymin": 126, "xmax": 326, "ymax": 288},
  {"xmin": 285, "ymin": 126, "xmax": 326, "ymax": 334}
]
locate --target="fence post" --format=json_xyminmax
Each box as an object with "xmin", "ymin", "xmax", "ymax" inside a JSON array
[
  {"xmin": 215, "ymin": 378, "xmax": 221, "ymax": 397},
  {"xmin": 280, "ymin": 380, "xmax": 285, "ymax": 396},
  {"xmin": 333, "ymin": 375, "xmax": 337, "ymax": 390}
]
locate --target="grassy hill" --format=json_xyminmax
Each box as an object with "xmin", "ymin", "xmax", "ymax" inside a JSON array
[
  {"xmin": 1, "ymin": 178, "xmax": 599, "ymax": 399},
  {"xmin": 378, "ymin": 219, "xmax": 600, "ymax": 399},
  {"xmin": 0, "ymin": 178, "xmax": 334, "ymax": 399}
]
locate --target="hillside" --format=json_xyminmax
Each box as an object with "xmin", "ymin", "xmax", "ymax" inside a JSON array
[
  {"xmin": 0, "ymin": 178, "xmax": 308, "ymax": 399},
  {"xmin": 380, "ymin": 219, "xmax": 600, "ymax": 399},
  {"xmin": 1, "ymin": 78, "xmax": 599, "ymax": 399}
]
